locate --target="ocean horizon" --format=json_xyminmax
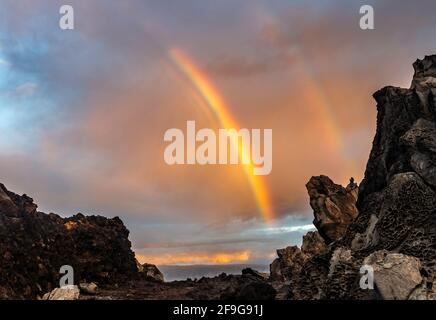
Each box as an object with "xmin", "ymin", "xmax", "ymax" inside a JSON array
[{"xmin": 158, "ymin": 264, "xmax": 270, "ymax": 282}]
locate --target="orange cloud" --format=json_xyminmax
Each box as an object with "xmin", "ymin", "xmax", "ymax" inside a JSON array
[{"xmin": 136, "ymin": 251, "xmax": 251, "ymax": 265}]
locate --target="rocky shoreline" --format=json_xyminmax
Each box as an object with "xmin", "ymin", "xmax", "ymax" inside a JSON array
[{"xmin": 1, "ymin": 55, "xmax": 436, "ymax": 300}]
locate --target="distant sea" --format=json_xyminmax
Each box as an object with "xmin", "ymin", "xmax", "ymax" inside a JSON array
[{"xmin": 158, "ymin": 264, "xmax": 270, "ymax": 282}]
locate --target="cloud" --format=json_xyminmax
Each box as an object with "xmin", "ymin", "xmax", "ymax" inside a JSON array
[
  {"xmin": 1, "ymin": 0, "xmax": 436, "ymax": 265},
  {"xmin": 205, "ymin": 52, "xmax": 288, "ymax": 78},
  {"xmin": 136, "ymin": 251, "xmax": 251, "ymax": 265},
  {"xmin": 14, "ymin": 82, "xmax": 37, "ymax": 97}
]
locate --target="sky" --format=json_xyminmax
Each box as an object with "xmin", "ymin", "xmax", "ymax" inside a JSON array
[{"xmin": 1, "ymin": 0, "xmax": 436, "ymax": 266}]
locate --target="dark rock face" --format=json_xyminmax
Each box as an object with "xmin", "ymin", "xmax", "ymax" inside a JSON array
[
  {"xmin": 199, "ymin": 273, "xmax": 276, "ymax": 300},
  {"xmin": 286, "ymin": 55, "xmax": 436, "ymax": 300},
  {"xmin": 241, "ymin": 267, "xmax": 268, "ymax": 280},
  {"xmin": 140, "ymin": 263, "xmax": 165, "ymax": 282},
  {"xmin": 0, "ymin": 183, "xmax": 274, "ymax": 300},
  {"xmin": 270, "ymin": 231, "xmax": 327, "ymax": 282},
  {"xmin": 0, "ymin": 184, "xmax": 139, "ymax": 299},
  {"xmin": 301, "ymin": 231, "xmax": 328, "ymax": 257},
  {"xmin": 270, "ymin": 246, "xmax": 306, "ymax": 281},
  {"xmin": 306, "ymin": 176, "xmax": 359, "ymax": 243}
]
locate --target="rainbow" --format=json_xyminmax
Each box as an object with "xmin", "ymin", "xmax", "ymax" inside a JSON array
[
  {"xmin": 169, "ymin": 48, "xmax": 274, "ymax": 222},
  {"xmin": 291, "ymin": 55, "xmax": 359, "ymax": 181},
  {"xmin": 252, "ymin": 2, "xmax": 359, "ymax": 183}
]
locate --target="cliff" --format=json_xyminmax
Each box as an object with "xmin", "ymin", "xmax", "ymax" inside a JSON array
[{"xmin": 281, "ymin": 55, "xmax": 436, "ymax": 300}]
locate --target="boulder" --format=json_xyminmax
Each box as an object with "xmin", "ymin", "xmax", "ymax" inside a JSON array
[
  {"xmin": 270, "ymin": 246, "xmax": 306, "ymax": 281},
  {"xmin": 79, "ymin": 282, "xmax": 98, "ymax": 295},
  {"xmin": 42, "ymin": 285, "xmax": 80, "ymax": 300},
  {"xmin": 306, "ymin": 176, "xmax": 359, "ymax": 243},
  {"xmin": 363, "ymin": 250, "xmax": 423, "ymax": 300},
  {"xmin": 140, "ymin": 263, "xmax": 164, "ymax": 282}
]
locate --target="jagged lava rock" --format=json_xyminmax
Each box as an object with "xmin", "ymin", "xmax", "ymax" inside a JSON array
[
  {"xmin": 140, "ymin": 263, "xmax": 164, "ymax": 282},
  {"xmin": 270, "ymin": 232, "xmax": 327, "ymax": 282},
  {"xmin": 270, "ymin": 246, "xmax": 306, "ymax": 281},
  {"xmin": 306, "ymin": 176, "xmax": 359, "ymax": 243},
  {"xmin": 241, "ymin": 267, "xmax": 269, "ymax": 281},
  {"xmin": 0, "ymin": 183, "xmax": 139, "ymax": 299},
  {"xmin": 358, "ymin": 55, "xmax": 436, "ymax": 204},
  {"xmin": 285, "ymin": 55, "xmax": 436, "ymax": 300},
  {"xmin": 301, "ymin": 231, "xmax": 328, "ymax": 256}
]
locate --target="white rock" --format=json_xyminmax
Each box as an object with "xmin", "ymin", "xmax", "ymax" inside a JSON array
[
  {"xmin": 42, "ymin": 285, "xmax": 80, "ymax": 300},
  {"xmin": 363, "ymin": 250, "xmax": 423, "ymax": 300}
]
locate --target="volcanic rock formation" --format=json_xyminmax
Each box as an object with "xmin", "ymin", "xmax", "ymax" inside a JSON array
[
  {"xmin": 270, "ymin": 231, "xmax": 327, "ymax": 282},
  {"xmin": 306, "ymin": 176, "xmax": 359, "ymax": 243},
  {"xmin": 0, "ymin": 183, "xmax": 276, "ymax": 300},
  {"xmin": 284, "ymin": 55, "xmax": 436, "ymax": 300},
  {"xmin": 0, "ymin": 183, "xmax": 139, "ymax": 299},
  {"xmin": 139, "ymin": 263, "xmax": 165, "ymax": 282}
]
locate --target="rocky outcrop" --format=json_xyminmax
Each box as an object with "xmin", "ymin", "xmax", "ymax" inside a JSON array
[
  {"xmin": 0, "ymin": 183, "xmax": 139, "ymax": 299},
  {"xmin": 140, "ymin": 263, "xmax": 165, "ymax": 282},
  {"xmin": 0, "ymin": 183, "xmax": 275, "ymax": 300},
  {"xmin": 270, "ymin": 246, "xmax": 306, "ymax": 281},
  {"xmin": 282, "ymin": 55, "xmax": 436, "ymax": 300},
  {"xmin": 301, "ymin": 231, "xmax": 328, "ymax": 256},
  {"xmin": 306, "ymin": 176, "xmax": 359, "ymax": 243},
  {"xmin": 270, "ymin": 231, "xmax": 327, "ymax": 282},
  {"xmin": 241, "ymin": 267, "xmax": 269, "ymax": 281}
]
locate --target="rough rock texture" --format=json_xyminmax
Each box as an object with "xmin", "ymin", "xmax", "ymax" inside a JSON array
[
  {"xmin": 241, "ymin": 267, "xmax": 269, "ymax": 281},
  {"xmin": 285, "ymin": 55, "xmax": 436, "ymax": 300},
  {"xmin": 140, "ymin": 263, "xmax": 165, "ymax": 282},
  {"xmin": 0, "ymin": 183, "xmax": 275, "ymax": 300},
  {"xmin": 363, "ymin": 250, "xmax": 423, "ymax": 300},
  {"xmin": 301, "ymin": 231, "xmax": 328, "ymax": 256},
  {"xmin": 306, "ymin": 176, "xmax": 359, "ymax": 243},
  {"xmin": 79, "ymin": 282, "xmax": 98, "ymax": 295},
  {"xmin": 42, "ymin": 285, "xmax": 80, "ymax": 300},
  {"xmin": 270, "ymin": 231, "xmax": 327, "ymax": 282},
  {"xmin": 0, "ymin": 183, "xmax": 139, "ymax": 299},
  {"xmin": 270, "ymin": 246, "xmax": 307, "ymax": 281}
]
